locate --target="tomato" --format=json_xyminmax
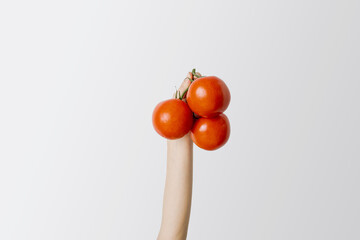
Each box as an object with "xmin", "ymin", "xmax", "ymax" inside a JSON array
[
  {"xmin": 191, "ymin": 113, "xmax": 230, "ymax": 150},
  {"xmin": 152, "ymin": 99, "xmax": 194, "ymax": 139},
  {"xmin": 186, "ymin": 76, "xmax": 230, "ymax": 118}
]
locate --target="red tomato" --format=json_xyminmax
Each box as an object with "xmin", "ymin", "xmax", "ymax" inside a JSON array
[
  {"xmin": 191, "ymin": 113, "xmax": 230, "ymax": 150},
  {"xmin": 152, "ymin": 99, "xmax": 194, "ymax": 139},
  {"xmin": 186, "ymin": 76, "xmax": 230, "ymax": 118}
]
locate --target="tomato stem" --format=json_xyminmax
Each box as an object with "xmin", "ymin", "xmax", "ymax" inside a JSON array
[{"xmin": 181, "ymin": 88, "xmax": 188, "ymax": 99}]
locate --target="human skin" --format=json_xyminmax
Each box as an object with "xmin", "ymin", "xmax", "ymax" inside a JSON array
[
  {"xmin": 157, "ymin": 133, "xmax": 193, "ymax": 240},
  {"xmin": 157, "ymin": 72, "xmax": 200, "ymax": 240}
]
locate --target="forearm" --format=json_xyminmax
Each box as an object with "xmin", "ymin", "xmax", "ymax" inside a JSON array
[{"xmin": 158, "ymin": 133, "xmax": 193, "ymax": 240}]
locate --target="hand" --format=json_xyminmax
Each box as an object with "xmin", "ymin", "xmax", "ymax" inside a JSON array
[{"xmin": 174, "ymin": 70, "xmax": 202, "ymax": 101}]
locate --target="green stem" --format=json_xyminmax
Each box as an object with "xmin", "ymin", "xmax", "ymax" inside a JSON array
[{"xmin": 181, "ymin": 88, "xmax": 188, "ymax": 99}]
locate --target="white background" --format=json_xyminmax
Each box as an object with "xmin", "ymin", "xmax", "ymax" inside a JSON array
[{"xmin": 1, "ymin": 0, "xmax": 359, "ymax": 239}]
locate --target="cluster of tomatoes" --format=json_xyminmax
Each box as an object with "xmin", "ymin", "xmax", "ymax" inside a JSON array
[{"xmin": 152, "ymin": 69, "xmax": 231, "ymax": 150}]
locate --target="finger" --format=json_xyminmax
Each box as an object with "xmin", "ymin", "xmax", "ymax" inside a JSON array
[
  {"xmin": 193, "ymin": 71, "xmax": 202, "ymax": 80},
  {"xmin": 174, "ymin": 72, "xmax": 192, "ymax": 99},
  {"xmin": 178, "ymin": 77, "xmax": 191, "ymax": 96}
]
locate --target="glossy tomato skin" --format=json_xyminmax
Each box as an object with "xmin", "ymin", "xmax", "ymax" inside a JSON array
[
  {"xmin": 186, "ymin": 76, "xmax": 230, "ymax": 118},
  {"xmin": 152, "ymin": 99, "xmax": 194, "ymax": 139},
  {"xmin": 191, "ymin": 113, "xmax": 230, "ymax": 150}
]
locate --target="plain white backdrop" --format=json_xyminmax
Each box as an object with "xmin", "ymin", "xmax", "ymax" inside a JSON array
[{"xmin": 0, "ymin": 0, "xmax": 359, "ymax": 239}]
